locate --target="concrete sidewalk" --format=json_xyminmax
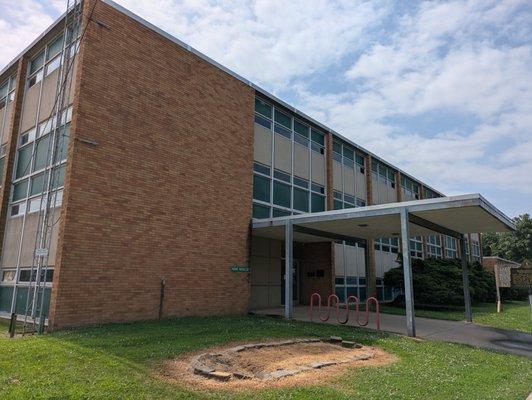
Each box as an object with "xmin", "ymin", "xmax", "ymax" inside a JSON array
[{"xmin": 253, "ymin": 306, "xmax": 532, "ymax": 358}]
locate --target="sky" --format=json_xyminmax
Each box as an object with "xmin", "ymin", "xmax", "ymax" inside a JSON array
[{"xmin": 1, "ymin": 0, "xmax": 531, "ymax": 217}]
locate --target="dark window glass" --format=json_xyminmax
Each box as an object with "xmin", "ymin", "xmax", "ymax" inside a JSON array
[
  {"xmin": 311, "ymin": 183, "xmax": 325, "ymax": 194},
  {"xmin": 343, "ymin": 147, "xmax": 354, "ymax": 160},
  {"xmin": 293, "ymin": 187, "xmax": 309, "ymax": 212},
  {"xmin": 0, "ymin": 157, "xmax": 4, "ymax": 181},
  {"xmin": 274, "ymin": 109, "xmax": 291, "ymax": 129},
  {"xmin": 274, "ymin": 124, "xmax": 291, "ymax": 139},
  {"xmin": 254, "ymin": 114, "xmax": 271, "ymax": 129},
  {"xmin": 255, "ymin": 98, "xmax": 272, "ymax": 118},
  {"xmin": 34, "ymin": 135, "xmax": 51, "ymax": 171},
  {"xmin": 253, "ymin": 162, "xmax": 270, "ymax": 176},
  {"xmin": 252, "ymin": 203, "xmax": 270, "ymax": 219},
  {"xmin": 12, "ymin": 179, "xmax": 28, "ymax": 201},
  {"xmin": 253, "ymin": 175, "xmax": 270, "ymax": 202},
  {"xmin": 334, "ymin": 200, "xmax": 343, "ymax": 210},
  {"xmin": 273, "ymin": 181, "xmax": 291, "ymax": 208},
  {"xmin": 311, "ymin": 128, "xmax": 324, "ymax": 145},
  {"xmin": 47, "ymin": 35, "xmax": 64, "ymax": 60},
  {"xmin": 294, "ymin": 120, "xmax": 308, "ymax": 137},
  {"xmin": 274, "ymin": 169, "xmax": 290, "ymax": 183},
  {"xmin": 355, "ymin": 154, "xmax": 364, "ymax": 166},
  {"xmin": 311, "ymin": 193, "xmax": 325, "ymax": 212},
  {"xmin": 311, "ymin": 142, "xmax": 324, "ymax": 153},
  {"xmin": 15, "ymin": 145, "xmax": 32, "ymax": 178},
  {"xmin": 54, "ymin": 124, "xmax": 70, "ymax": 163},
  {"xmin": 344, "ymin": 194, "xmax": 355, "ymax": 204},
  {"xmin": 333, "ymin": 141, "xmax": 342, "ymax": 154},
  {"xmin": 294, "ymin": 134, "xmax": 309, "ymax": 146},
  {"xmin": 29, "ymin": 52, "xmax": 45, "ymax": 74},
  {"xmin": 333, "ymin": 152, "xmax": 342, "ymax": 162},
  {"xmin": 51, "ymin": 165, "xmax": 66, "ymax": 189},
  {"xmin": 30, "ymin": 173, "xmax": 45, "ymax": 196},
  {"xmin": 273, "ymin": 208, "xmax": 291, "ymax": 217},
  {"xmin": 293, "ymin": 176, "xmax": 308, "ymax": 188},
  {"xmin": 333, "ymin": 190, "xmax": 342, "ymax": 200}
]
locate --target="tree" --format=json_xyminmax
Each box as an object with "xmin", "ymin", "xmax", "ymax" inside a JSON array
[{"xmin": 482, "ymin": 213, "xmax": 531, "ymax": 263}]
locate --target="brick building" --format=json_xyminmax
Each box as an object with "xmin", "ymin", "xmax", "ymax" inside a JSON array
[{"xmin": 0, "ymin": 0, "xmax": 491, "ymax": 330}]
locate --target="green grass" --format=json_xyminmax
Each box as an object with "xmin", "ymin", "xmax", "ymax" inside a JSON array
[
  {"xmin": 380, "ymin": 301, "xmax": 532, "ymax": 332},
  {"xmin": 0, "ymin": 315, "xmax": 530, "ymax": 399}
]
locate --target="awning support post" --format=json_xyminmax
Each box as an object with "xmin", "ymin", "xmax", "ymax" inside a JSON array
[
  {"xmin": 400, "ymin": 208, "xmax": 416, "ymax": 337},
  {"xmin": 284, "ymin": 220, "xmax": 293, "ymax": 319},
  {"xmin": 459, "ymin": 235, "xmax": 473, "ymax": 322}
]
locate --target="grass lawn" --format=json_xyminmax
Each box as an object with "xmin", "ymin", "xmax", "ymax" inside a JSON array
[
  {"xmin": 1, "ymin": 316, "xmax": 531, "ymax": 399},
  {"xmin": 380, "ymin": 301, "xmax": 532, "ymax": 333}
]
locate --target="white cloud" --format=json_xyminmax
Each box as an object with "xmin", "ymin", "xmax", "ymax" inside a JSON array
[{"xmin": 0, "ymin": 0, "xmax": 530, "ymax": 215}]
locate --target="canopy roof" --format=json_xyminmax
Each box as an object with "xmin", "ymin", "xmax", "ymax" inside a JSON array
[{"xmin": 252, "ymin": 194, "xmax": 515, "ymax": 243}]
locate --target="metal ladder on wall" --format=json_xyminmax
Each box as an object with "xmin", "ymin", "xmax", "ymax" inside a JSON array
[{"xmin": 22, "ymin": 0, "xmax": 83, "ymax": 335}]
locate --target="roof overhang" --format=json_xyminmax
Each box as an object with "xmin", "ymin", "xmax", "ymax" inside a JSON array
[{"xmin": 252, "ymin": 194, "xmax": 515, "ymax": 243}]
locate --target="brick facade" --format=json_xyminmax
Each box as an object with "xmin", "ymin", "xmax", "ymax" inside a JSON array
[
  {"xmin": 49, "ymin": 0, "xmax": 255, "ymax": 328},
  {"xmin": 299, "ymin": 242, "xmax": 334, "ymax": 305}
]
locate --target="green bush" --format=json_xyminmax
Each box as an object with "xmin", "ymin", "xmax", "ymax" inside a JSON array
[{"xmin": 384, "ymin": 258, "xmax": 496, "ymax": 306}]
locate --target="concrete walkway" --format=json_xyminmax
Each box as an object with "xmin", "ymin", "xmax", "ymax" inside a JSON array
[{"xmin": 253, "ymin": 306, "xmax": 532, "ymax": 358}]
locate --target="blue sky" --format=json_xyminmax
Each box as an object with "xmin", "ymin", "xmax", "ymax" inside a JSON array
[{"xmin": 1, "ymin": 0, "xmax": 531, "ymax": 217}]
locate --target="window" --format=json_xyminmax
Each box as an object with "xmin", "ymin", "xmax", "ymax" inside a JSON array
[
  {"xmin": 311, "ymin": 193, "xmax": 325, "ymax": 212},
  {"xmin": 12, "ymin": 180, "xmax": 28, "ymax": 202},
  {"xmin": 34, "ymin": 135, "xmax": 52, "ymax": 171},
  {"xmin": 293, "ymin": 187, "xmax": 309, "ymax": 212},
  {"xmin": 253, "ymin": 175, "xmax": 270, "ymax": 203},
  {"xmin": 444, "ymin": 236, "xmax": 458, "ymax": 259},
  {"xmin": 20, "ymin": 127, "xmax": 37, "ymax": 146},
  {"xmin": 47, "ymin": 35, "xmax": 64, "ymax": 61},
  {"xmin": 274, "ymin": 109, "xmax": 291, "ymax": 129},
  {"xmin": 30, "ymin": 173, "xmax": 45, "ymax": 196},
  {"xmin": 426, "ymin": 235, "xmax": 442, "ymax": 258},
  {"xmin": 15, "ymin": 146, "xmax": 33, "ymax": 179},
  {"xmin": 29, "ymin": 52, "xmax": 45, "ymax": 75},
  {"xmin": 252, "ymin": 203, "xmax": 269, "ymax": 219},
  {"xmin": 45, "ymin": 55, "xmax": 61, "ymax": 77},
  {"xmin": 273, "ymin": 181, "xmax": 291, "ymax": 208},
  {"xmin": 255, "ymin": 98, "xmax": 272, "ymax": 119},
  {"xmin": 51, "ymin": 165, "xmax": 66, "ymax": 189},
  {"xmin": 294, "ymin": 120, "xmax": 309, "ymax": 137},
  {"xmin": 410, "ymin": 236, "xmax": 423, "ymax": 259}
]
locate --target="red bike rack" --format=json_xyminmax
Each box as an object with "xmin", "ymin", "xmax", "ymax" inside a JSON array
[{"xmin": 309, "ymin": 292, "xmax": 381, "ymax": 330}]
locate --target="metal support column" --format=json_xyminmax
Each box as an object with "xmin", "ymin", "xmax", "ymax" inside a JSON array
[
  {"xmin": 459, "ymin": 235, "xmax": 473, "ymax": 322},
  {"xmin": 400, "ymin": 208, "xmax": 416, "ymax": 337},
  {"xmin": 284, "ymin": 220, "xmax": 293, "ymax": 319}
]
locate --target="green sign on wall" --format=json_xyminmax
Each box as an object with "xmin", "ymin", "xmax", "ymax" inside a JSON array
[{"xmin": 231, "ymin": 265, "xmax": 250, "ymax": 273}]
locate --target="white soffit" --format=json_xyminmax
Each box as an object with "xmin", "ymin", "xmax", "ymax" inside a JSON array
[{"xmin": 252, "ymin": 194, "xmax": 515, "ymax": 243}]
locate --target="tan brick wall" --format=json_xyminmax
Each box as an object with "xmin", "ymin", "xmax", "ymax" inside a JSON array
[
  {"xmin": 299, "ymin": 242, "xmax": 334, "ymax": 305},
  {"xmin": 49, "ymin": 0, "xmax": 254, "ymax": 329}
]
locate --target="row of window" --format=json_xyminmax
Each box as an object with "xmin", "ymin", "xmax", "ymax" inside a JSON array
[
  {"xmin": 255, "ymin": 98, "xmax": 325, "ymax": 153},
  {"xmin": 1, "ymin": 268, "xmax": 54, "ymax": 284},
  {"xmin": 401, "ymin": 175, "xmax": 420, "ymax": 199},
  {"xmin": 375, "ymin": 235, "xmax": 471, "ymax": 260},
  {"xmin": 371, "ymin": 160, "xmax": 396, "ymax": 186},
  {"xmin": 333, "ymin": 140, "xmax": 365, "ymax": 170},
  {"xmin": 0, "ymin": 75, "xmax": 16, "ymax": 110},
  {"xmin": 333, "ymin": 190, "xmax": 366, "ymax": 210},
  {"xmin": 27, "ymin": 26, "xmax": 79, "ymax": 89}
]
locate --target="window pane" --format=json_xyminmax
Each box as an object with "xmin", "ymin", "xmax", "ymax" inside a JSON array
[
  {"xmin": 30, "ymin": 173, "xmax": 45, "ymax": 196},
  {"xmin": 311, "ymin": 193, "xmax": 325, "ymax": 212},
  {"xmin": 0, "ymin": 157, "xmax": 4, "ymax": 181},
  {"xmin": 333, "ymin": 141, "xmax": 342, "ymax": 154},
  {"xmin": 252, "ymin": 203, "xmax": 270, "ymax": 219},
  {"xmin": 273, "ymin": 181, "xmax": 291, "ymax": 208},
  {"xmin": 55, "ymin": 125, "xmax": 70, "ymax": 162},
  {"xmin": 355, "ymin": 154, "xmax": 364, "ymax": 165},
  {"xmin": 274, "ymin": 109, "xmax": 291, "ymax": 129},
  {"xmin": 0, "ymin": 82, "xmax": 7, "ymax": 99},
  {"xmin": 52, "ymin": 165, "xmax": 66, "ymax": 189},
  {"xmin": 30, "ymin": 52, "xmax": 45, "ymax": 74},
  {"xmin": 334, "ymin": 200, "xmax": 343, "ymax": 210},
  {"xmin": 47, "ymin": 35, "xmax": 64, "ymax": 60},
  {"xmin": 34, "ymin": 135, "xmax": 51, "ymax": 171},
  {"xmin": 311, "ymin": 129, "xmax": 324, "ymax": 145},
  {"xmin": 255, "ymin": 98, "xmax": 272, "ymax": 119},
  {"xmin": 15, "ymin": 146, "xmax": 33, "ymax": 178},
  {"xmin": 13, "ymin": 179, "xmax": 28, "ymax": 201},
  {"xmin": 253, "ymin": 175, "xmax": 270, "ymax": 202},
  {"xmin": 294, "ymin": 120, "xmax": 308, "ymax": 137},
  {"xmin": 273, "ymin": 208, "xmax": 291, "ymax": 217},
  {"xmin": 293, "ymin": 187, "xmax": 309, "ymax": 212},
  {"xmin": 343, "ymin": 147, "xmax": 354, "ymax": 160}
]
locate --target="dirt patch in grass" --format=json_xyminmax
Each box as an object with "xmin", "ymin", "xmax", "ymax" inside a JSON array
[{"xmin": 159, "ymin": 338, "xmax": 396, "ymax": 391}]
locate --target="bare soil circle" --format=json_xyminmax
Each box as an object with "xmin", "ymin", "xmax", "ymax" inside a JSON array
[{"xmin": 159, "ymin": 338, "xmax": 396, "ymax": 391}]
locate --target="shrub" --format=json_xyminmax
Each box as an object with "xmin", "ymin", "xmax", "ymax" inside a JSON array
[{"xmin": 384, "ymin": 258, "xmax": 496, "ymax": 306}]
